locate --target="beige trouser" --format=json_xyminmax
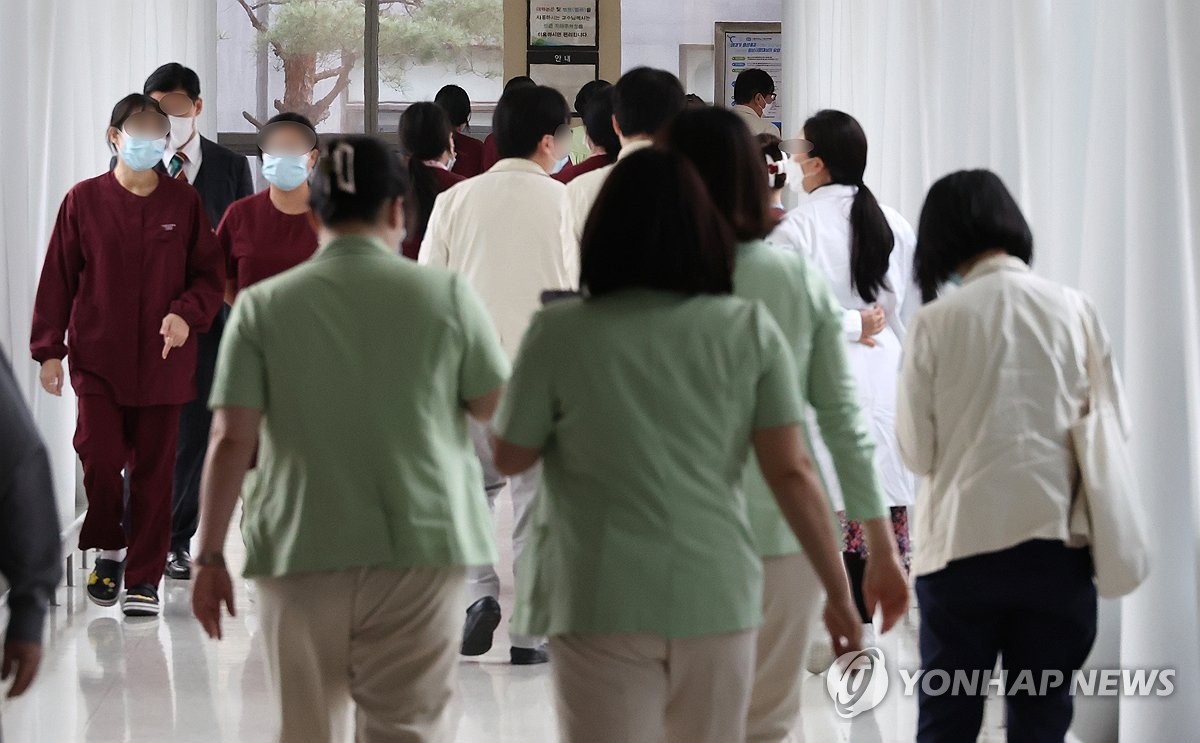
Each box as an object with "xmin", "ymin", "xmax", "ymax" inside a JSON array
[
  {"xmin": 747, "ymin": 551, "xmax": 825, "ymax": 743},
  {"xmin": 550, "ymin": 629, "xmax": 757, "ymax": 743},
  {"xmin": 255, "ymin": 566, "xmax": 466, "ymax": 743}
]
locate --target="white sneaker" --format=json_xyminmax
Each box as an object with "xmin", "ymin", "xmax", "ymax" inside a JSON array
[{"xmin": 805, "ymin": 636, "xmax": 837, "ymax": 674}]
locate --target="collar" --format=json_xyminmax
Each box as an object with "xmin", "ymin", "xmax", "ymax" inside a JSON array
[
  {"xmin": 617, "ymin": 138, "xmax": 653, "ymax": 161},
  {"xmin": 962, "ymin": 254, "xmax": 1030, "ymax": 284},
  {"xmin": 167, "ymin": 129, "xmax": 203, "ymax": 162},
  {"xmin": 313, "ymin": 234, "xmax": 394, "ymax": 260},
  {"xmin": 488, "ymin": 158, "xmax": 551, "ymax": 176},
  {"xmin": 733, "ymin": 104, "xmax": 763, "ymax": 119},
  {"xmin": 423, "ymin": 159, "xmax": 451, "ymax": 171},
  {"xmin": 803, "ymin": 183, "xmax": 858, "ymax": 203}
]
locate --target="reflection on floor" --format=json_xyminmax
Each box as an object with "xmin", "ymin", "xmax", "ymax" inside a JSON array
[{"xmin": 1, "ymin": 496, "xmax": 1008, "ymax": 742}]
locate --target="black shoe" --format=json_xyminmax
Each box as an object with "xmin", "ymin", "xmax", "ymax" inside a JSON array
[
  {"xmin": 461, "ymin": 596, "xmax": 502, "ymax": 656},
  {"xmin": 510, "ymin": 645, "xmax": 550, "ymax": 666},
  {"xmin": 122, "ymin": 583, "xmax": 161, "ymax": 617},
  {"xmin": 86, "ymin": 558, "xmax": 125, "ymax": 607},
  {"xmin": 165, "ymin": 550, "xmax": 192, "ymax": 580}
]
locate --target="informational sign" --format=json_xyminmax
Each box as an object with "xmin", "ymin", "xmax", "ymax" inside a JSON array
[
  {"xmin": 530, "ymin": 3, "xmax": 598, "ymax": 48},
  {"xmin": 714, "ymin": 22, "xmax": 783, "ymax": 131}
]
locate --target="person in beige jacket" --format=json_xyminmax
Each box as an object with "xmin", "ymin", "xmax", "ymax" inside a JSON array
[{"xmin": 419, "ymin": 83, "xmax": 574, "ymax": 665}]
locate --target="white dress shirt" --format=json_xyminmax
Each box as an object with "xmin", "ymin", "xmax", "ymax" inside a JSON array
[
  {"xmin": 897, "ymin": 255, "xmax": 1129, "ymax": 576},
  {"xmin": 769, "ymin": 184, "xmax": 919, "ymax": 510},
  {"xmin": 162, "ymin": 127, "xmax": 203, "ymax": 184},
  {"xmin": 732, "ymin": 104, "xmax": 781, "ymax": 136},
  {"xmin": 561, "ymin": 139, "xmax": 655, "ymax": 277},
  {"xmin": 418, "ymin": 157, "xmax": 571, "ymax": 359}
]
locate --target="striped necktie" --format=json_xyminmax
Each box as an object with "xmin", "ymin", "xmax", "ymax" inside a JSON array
[{"xmin": 168, "ymin": 150, "xmax": 189, "ymax": 180}]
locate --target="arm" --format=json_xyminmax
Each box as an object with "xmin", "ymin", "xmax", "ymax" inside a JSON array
[
  {"xmin": 192, "ymin": 406, "xmax": 261, "ymax": 640},
  {"xmin": 491, "ymin": 312, "xmax": 554, "ymax": 476},
  {"xmin": 30, "ymin": 192, "xmax": 83, "ymax": 365},
  {"xmin": 493, "ymin": 437, "xmax": 541, "ymax": 476},
  {"xmin": 417, "ymin": 197, "xmax": 451, "ymax": 267},
  {"xmin": 168, "ymin": 194, "xmax": 226, "ymax": 333},
  {"xmin": 466, "ymin": 388, "xmax": 502, "ymax": 422},
  {"xmin": 216, "ymin": 207, "xmax": 238, "ymax": 307},
  {"xmin": 896, "ymin": 313, "xmax": 937, "ymax": 475}
]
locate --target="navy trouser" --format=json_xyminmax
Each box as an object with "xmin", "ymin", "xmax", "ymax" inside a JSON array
[
  {"xmin": 916, "ymin": 539, "xmax": 1097, "ymax": 743},
  {"xmin": 170, "ymin": 306, "xmax": 227, "ymax": 553}
]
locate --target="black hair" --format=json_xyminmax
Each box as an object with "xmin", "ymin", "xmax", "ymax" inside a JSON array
[
  {"xmin": 143, "ymin": 62, "xmax": 201, "ymax": 100},
  {"xmin": 663, "ymin": 107, "xmax": 773, "ymax": 242},
  {"xmin": 107, "ymin": 93, "xmax": 164, "ymax": 152},
  {"xmin": 915, "ymin": 170, "xmax": 1034, "ymax": 303},
  {"xmin": 503, "ymin": 76, "xmax": 536, "ymax": 94},
  {"xmin": 574, "ymin": 79, "xmax": 611, "ymax": 116},
  {"xmin": 582, "ymin": 87, "xmax": 620, "ymax": 156},
  {"xmin": 309, "ymin": 135, "xmax": 409, "ymax": 228},
  {"xmin": 684, "ymin": 93, "xmax": 707, "ymax": 109},
  {"xmin": 493, "ymin": 85, "xmax": 569, "ymax": 160},
  {"xmin": 257, "ymin": 112, "xmax": 318, "ymax": 158},
  {"xmin": 434, "ymin": 84, "xmax": 471, "ymax": 127},
  {"xmin": 757, "ymin": 133, "xmax": 786, "ymax": 191},
  {"xmin": 803, "ymin": 109, "xmax": 894, "ymax": 304},
  {"xmin": 580, "ymin": 148, "xmax": 734, "ymax": 297},
  {"xmin": 612, "ymin": 67, "xmax": 685, "ymax": 139},
  {"xmin": 398, "ymin": 102, "xmax": 454, "ymax": 244},
  {"xmin": 733, "ymin": 68, "xmax": 774, "ymax": 105}
]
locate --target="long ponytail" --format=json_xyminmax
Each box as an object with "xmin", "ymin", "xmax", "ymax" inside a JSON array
[
  {"xmin": 804, "ymin": 110, "xmax": 894, "ymax": 304},
  {"xmin": 398, "ymin": 102, "xmax": 453, "ymax": 242}
]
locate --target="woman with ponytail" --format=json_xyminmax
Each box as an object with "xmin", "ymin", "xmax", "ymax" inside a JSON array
[
  {"xmin": 770, "ymin": 109, "xmax": 918, "ymax": 668},
  {"xmin": 399, "ymin": 101, "xmax": 464, "ymax": 260}
]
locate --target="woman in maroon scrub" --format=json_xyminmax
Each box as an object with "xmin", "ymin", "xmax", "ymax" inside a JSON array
[
  {"xmin": 218, "ymin": 113, "xmax": 320, "ymax": 301},
  {"xmin": 30, "ymin": 94, "xmax": 224, "ymax": 617},
  {"xmin": 399, "ymin": 102, "xmax": 465, "ymax": 260},
  {"xmin": 553, "ymin": 85, "xmax": 619, "ymax": 184}
]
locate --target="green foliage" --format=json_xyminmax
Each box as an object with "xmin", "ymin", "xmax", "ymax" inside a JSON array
[
  {"xmin": 260, "ymin": 0, "xmax": 365, "ymax": 58},
  {"xmin": 378, "ymin": 0, "xmax": 503, "ymax": 88}
]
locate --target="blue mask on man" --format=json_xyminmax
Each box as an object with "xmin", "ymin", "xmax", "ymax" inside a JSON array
[
  {"xmin": 262, "ymin": 153, "xmax": 311, "ymax": 191},
  {"xmin": 120, "ymin": 134, "xmax": 167, "ymax": 172}
]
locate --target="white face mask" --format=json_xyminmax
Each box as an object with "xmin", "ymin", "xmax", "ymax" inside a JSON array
[
  {"xmin": 169, "ymin": 114, "xmax": 197, "ymax": 148},
  {"xmin": 781, "ymin": 158, "xmax": 804, "ymax": 193}
]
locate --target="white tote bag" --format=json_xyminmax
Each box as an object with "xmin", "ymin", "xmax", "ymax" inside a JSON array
[{"xmin": 1067, "ymin": 297, "xmax": 1150, "ymax": 598}]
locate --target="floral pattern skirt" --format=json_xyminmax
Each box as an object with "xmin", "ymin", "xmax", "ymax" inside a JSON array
[{"xmin": 839, "ymin": 506, "xmax": 912, "ymax": 574}]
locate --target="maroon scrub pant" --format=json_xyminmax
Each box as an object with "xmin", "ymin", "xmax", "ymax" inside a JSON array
[{"xmin": 74, "ymin": 395, "xmax": 182, "ymax": 588}]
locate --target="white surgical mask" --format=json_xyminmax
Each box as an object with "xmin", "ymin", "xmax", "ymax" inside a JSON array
[
  {"xmin": 169, "ymin": 114, "xmax": 197, "ymax": 148},
  {"xmin": 781, "ymin": 158, "xmax": 804, "ymax": 193}
]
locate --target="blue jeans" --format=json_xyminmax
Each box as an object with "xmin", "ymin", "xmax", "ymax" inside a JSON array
[{"xmin": 916, "ymin": 539, "xmax": 1097, "ymax": 743}]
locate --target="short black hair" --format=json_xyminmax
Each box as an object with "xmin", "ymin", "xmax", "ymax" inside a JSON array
[
  {"xmin": 582, "ymin": 87, "xmax": 620, "ymax": 156},
  {"xmin": 310, "ymin": 135, "xmax": 409, "ymax": 228},
  {"xmin": 503, "ymin": 76, "xmax": 536, "ymax": 94},
  {"xmin": 493, "ymin": 85, "xmax": 569, "ymax": 160},
  {"xmin": 732, "ymin": 68, "xmax": 774, "ymax": 105},
  {"xmin": 434, "ymin": 84, "xmax": 471, "ymax": 127},
  {"xmin": 144, "ymin": 62, "xmax": 201, "ymax": 100},
  {"xmin": 262, "ymin": 112, "xmax": 318, "ymax": 143},
  {"xmin": 574, "ymin": 79, "xmax": 611, "ymax": 116},
  {"xmin": 684, "ymin": 93, "xmax": 707, "ymax": 109},
  {"xmin": 580, "ymin": 148, "xmax": 734, "ymax": 297},
  {"xmin": 663, "ymin": 107, "xmax": 773, "ymax": 242},
  {"xmin": 915, "ymin": 169, "xmax": 1034, "ymax": 303},
  {"xmin": 107, "ymin": 93, "xmax": 164, "ymax": 152},
  {"xmin": 612, "ymin": 67, "xmax": 685, "ymax": 139}
]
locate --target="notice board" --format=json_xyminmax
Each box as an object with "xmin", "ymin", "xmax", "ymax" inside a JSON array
[{"xmin": 714, "ymin": 22, "xmax": 783, "ymax": 131}]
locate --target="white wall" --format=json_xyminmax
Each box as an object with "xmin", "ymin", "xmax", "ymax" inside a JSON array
[{"xmin": 621, "ymin": 0, "xmax": 780, "ymax": 89}]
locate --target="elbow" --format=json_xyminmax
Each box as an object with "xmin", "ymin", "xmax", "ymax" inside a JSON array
[{"xmin": 491, "ymin": 437, "xmax": 539, "ymax": 476}]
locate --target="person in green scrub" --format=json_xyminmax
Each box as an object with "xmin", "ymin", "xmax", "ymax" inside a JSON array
[
  {"xmin": 490, "ymin": 148, "xmax": 862, "ymax": 743},
  {"xmin": 664, "ymin": 106, "xmax": 911, "ymax": 742},
  {"xmin": 190, "ymin": 135, "xmax": 509, "ymax": 743}
]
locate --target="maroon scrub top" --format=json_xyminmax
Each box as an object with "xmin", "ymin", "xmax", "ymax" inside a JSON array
[
  {"xmin": 30, "ymin": 171, "xmax": 224, "ymax": 407},
  {"xmin": 553, "ymin": 152, "xmax": 616, "ymax": 184},
  {"xmin": 480, "ymin": 132, "xmax": 500, "ymax": 172},
  {"xmin": 218, "ymin": 190, "xmax": 319, "ymax": 293},
  {"xmin": 451, "ymin": 131, "xmax": 485, "ymax": 179},
  {"xmin": 402, "ymin": 164, "xmax": 466, "ymax": 260}
]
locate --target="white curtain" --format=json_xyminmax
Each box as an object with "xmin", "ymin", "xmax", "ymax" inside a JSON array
[
  {"xmin": 780, "ymin": 1, "xmax": 1200, "ymax": 740},
  {"xmin": 0, "ymin": 0, "xmax": 218, "ymax": 530}
]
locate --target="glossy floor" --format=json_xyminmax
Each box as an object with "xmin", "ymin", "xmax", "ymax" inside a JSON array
[{"xmin": 1, "ymin": 497, "xmax": 1008, "ymax": 742}]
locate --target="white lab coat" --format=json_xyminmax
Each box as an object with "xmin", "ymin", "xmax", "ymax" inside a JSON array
[
  {"xmin": 561, "ymin": 139, "xmax": 654, "ymax": 274},
  {"xmin": 418, "ymin": 158, "xmax": 572, "ymax": 359},
  {"xmin": 769, "ymin": 184, "xmax": 919, "ymax": 510},
  {"xmin": 732, "ymin": 104, "xmax": 781, "ymax": 136}
]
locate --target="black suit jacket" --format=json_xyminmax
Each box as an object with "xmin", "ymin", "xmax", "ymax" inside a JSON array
[{"xmin": 108, "ymin": 136, "xmax": 253, "ymax": 229}]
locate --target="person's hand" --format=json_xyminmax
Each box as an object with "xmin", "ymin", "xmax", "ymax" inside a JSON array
[
  {"xmin": 192, "ymin": 564, "xmax": 236, "ymax": 640},
  {"xmin": 39, "ymin": 359, "xmax": 64, "ymax": 396},
  {"xmin": 858, "ymin": 305, "xmax": 886, "ymax": 347},
  {"xmin": 160, "ymin": 313, "xmax": 191, "ymax": 359},
  {"xmin": 824, "ymin": 595, "xmax": 864, "ymax": 659},
  {"xmin": 2, "ymin": 640, "xmax": 42, "ymax": 698},
  {"xmin": 863, "ymin": 552, "xmax": 910, "ymax": 633}
]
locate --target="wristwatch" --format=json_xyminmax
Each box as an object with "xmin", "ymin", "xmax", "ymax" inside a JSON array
[{"xmin": 194, "ymin": 551, "xmax": 227, "ymax": 568}]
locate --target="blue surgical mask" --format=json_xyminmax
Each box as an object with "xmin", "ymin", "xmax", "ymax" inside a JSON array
[
  {"xmin": 262, "ymin": 153, "xmax": 311, "ymax": 191},
  {"xmin": 120, "ymin": 134, "xmax": 167, "ymax": 172},
  {"xmin": 550, "ymin": 155, "xmax": 570, "ymax": 175}
]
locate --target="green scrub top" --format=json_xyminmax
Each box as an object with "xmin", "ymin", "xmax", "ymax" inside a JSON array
[
  {"xmin": 734, "ymin": 240, "xmax": 888, "ymax": 557},
  {"xmin": 495, "ymin": 290, "xmax": 805, "ymax": 639},
  {"xmin": 209, "ymin": 235, "xmax": 509, "ymax": 578}
]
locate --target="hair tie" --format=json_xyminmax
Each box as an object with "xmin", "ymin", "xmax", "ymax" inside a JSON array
[{"xmin": 332, "ymin": 141, "xmax": 357, "ymax": 194}]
